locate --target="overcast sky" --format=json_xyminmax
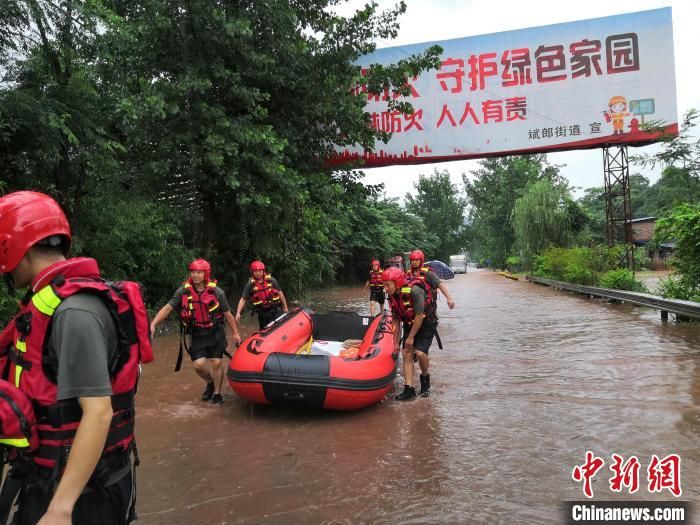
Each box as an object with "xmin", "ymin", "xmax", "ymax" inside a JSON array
[{"xmin": 338, "ymin": 0, "xmax": 700, "ymax": 200}]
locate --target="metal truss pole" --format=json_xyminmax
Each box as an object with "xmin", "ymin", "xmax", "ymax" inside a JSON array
[{"xmin": 603, "ymin": 145, "xmax": 635, "ymax": 272}]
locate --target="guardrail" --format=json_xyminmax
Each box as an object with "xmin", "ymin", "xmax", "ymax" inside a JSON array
[{"xmin": 525, "ymin": 276, "xmax": 700, "ymax": 321}]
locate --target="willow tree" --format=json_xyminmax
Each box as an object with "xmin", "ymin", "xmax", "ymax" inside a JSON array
[
  {"xmin": 511, "ymin": 178, "xmax": 578, "ymax": 268},
  {"xmin": 464, "ymin": 154, "xmax": 553, "ymax": 267}
]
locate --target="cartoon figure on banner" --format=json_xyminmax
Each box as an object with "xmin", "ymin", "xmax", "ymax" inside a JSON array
[{"xmin": 603, "ymin": 96, "xmax": 631, "ymax": 135}]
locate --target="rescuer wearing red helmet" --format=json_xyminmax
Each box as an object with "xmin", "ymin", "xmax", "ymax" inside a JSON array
[
  {"xmin": 150, "ymin": 259, "xmax": 241, "ymax": 404},
  {"xmin": 382, "ymin": 266, "xmax": 438, "ymax": 400},
  {"xmin": 407, "ymin": 249, "xmax": 456, "ymax": 310},
  {"xmin": 235, "ymin": 260, "xmax": 288, "ymax": 330},
  {"xmin": 363, "ymin": 259, "xmax": 385, "ymax": 316},
  {"xmin": 0, "ymin": 191, "xmax": 151, "ymax": 523}
]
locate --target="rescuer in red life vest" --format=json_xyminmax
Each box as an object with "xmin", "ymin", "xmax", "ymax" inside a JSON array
[
  {"xmin": 235, "ymin": 261, "xmax": 288, "ymax": 330},
  {"xmin": 363, "ymin": 259, "xmax": 385, "ymax": 316},
  {"xmin": 0, "ymin": 191, "xmax": 152, "ymax": 524},
  {"xmin": 382, "ymin": 266, "xmax": 438, "ymax": 401},
  {"xmin": 150, "ymin": 259, "xmax": 241, "ymax": 405},
  {"xmin": 406, "ymin": 249, "xmax": 456, "ymax": 310}
]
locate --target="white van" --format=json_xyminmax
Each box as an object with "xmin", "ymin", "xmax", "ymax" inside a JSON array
[{"xmin": 449, "ymin": 255, "xmax": 467, "ymax": 274}]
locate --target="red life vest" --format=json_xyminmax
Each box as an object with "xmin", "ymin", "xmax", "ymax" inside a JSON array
[
  {"xmin": 1, "ymin": 258, "xmax": 153, "ymax": 470},
  {"xmin": 368, "ymin": 269, "xmax": 384, "ymax": 289},
  {"xmin": 387, "ymin": 277, "xmax": 436, "ymax": 324},
  {"xmin": 180, "ymin": 280, "xmax": 223, "ymax": 329},
  {"xmin": 249, "ymin": 274, "xmax": 280, "ymax": 311},
  {"xmin": 406, "ymin": 265, "xmax": 431, "ymax": 282},
  {"xmin": 407, "ymin": 265, "xmax": 438, "ymax": 301}
]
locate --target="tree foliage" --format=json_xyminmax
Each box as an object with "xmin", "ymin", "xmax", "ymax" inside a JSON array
[
  {"xmin": 654, "ymin": 203, "xmax": 700, "ymax": 302},
  {"xmin": 632, "ymin": 109, "xmax": 700, "ymax": 204},
  {"xmin": 511, "ymin": 178, "xmax": 583, "ymax": 267},
  {"xmin": 464, "ymin": 154, "xmax": 561, "ymax": 267},
  {"xmin": 0, "ymin": 0, "xmax": 446, "ymax": 316},
  {"xmin": 404, "ymin": 169, "xmax": 467, "ymax": 262}
]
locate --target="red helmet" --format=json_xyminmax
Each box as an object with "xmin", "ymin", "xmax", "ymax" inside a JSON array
[
  {"xmin": 371, "ymin": 259, "xmax": 380, "ymax": 267},
  {"xmin": 409, "ymin": 249, "xmax": 425, "ymax": 263},
  {"xmin": 188, "ymin": 259, "xmax": 211, "ymax": 282},
  {"xmin": 0, "ymin": 191, "xmax": 71, "ymax": 273},
  {"xmin": 381, "ymin": 266, "xmax": 405, "ymax": 289},
  {"xmin": 250, "ymin": 260, "xmax": 265, "ymax": 273}
]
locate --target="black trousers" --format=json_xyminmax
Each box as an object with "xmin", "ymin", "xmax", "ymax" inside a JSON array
[
  {"xmin": 12, "ymin": 470, "xmax": 134, "ymax": 525},
  {"xmin": 257, "ymin": 305, "xmax": 283, "ymax": 329}
]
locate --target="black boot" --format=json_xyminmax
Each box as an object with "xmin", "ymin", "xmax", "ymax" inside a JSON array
[
  {"xmin": 395, "ymin": 385, "xmax": 416, "ymax": 401},
  {"xmin": 211, "ymin": 393, "xmax": 223, "ymax": 405},
  {"xmin": 202, "ymin": 382, "xmax": 214, "ymax": 401},
  {"xmin": 419, "ymin": 374, "xmax": 431, "ymax": 397}
]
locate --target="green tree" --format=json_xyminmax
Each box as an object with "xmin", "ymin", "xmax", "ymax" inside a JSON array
[
  {"xmin": 336, "ymin": 195, "xmax": 440, "ymax": 282},
  {"xmin": 0, "ymin": 0, "xmax": 120, "ymax": 214},
  {"xmin": 654, "ymin": 203, "xmax": 700, "ymax": 302},
  {"xmin": 102, "ymin": 0, "xmax": 441, "ymax": 292},
  {"xmin": 404, "ymin": 169, "xmax": 467, "ymax": 261},
  {"xmin": 464, "ymin": 154, "xmax": 558, "ymax": 267},
  {"xmin": 511, "ymin": 178, "xmax": 581, "ymax": 268},
  {"xmin": 652, "ymin": 165, "xmax": 700, "ymax": 212},
  {"xmin": 577, "ymin": 174, "xmax": 656, "ymax": 245},
  {"xmin": 633, "ymin": 109, "xmax": 700, "ymax": 207},
  {"xmin": 0, "ymin": 0, "xmax": 443, "ymax": 312}
]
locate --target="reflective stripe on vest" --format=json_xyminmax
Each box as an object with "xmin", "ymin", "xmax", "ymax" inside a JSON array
[
  {"xmin": 14, "ymin": 339, "xmax": 27, "ymax": 388},
  {"xmin": 182, "ymin": 281, "xmax": 221, "ymax": 327},
  {"xmin": 0, "ymin": 437, "xmax": 30, "ymax": 447},
  {"xmin": 369, "ymin": 271, "xmax": 384, "ymax": 289},
  {"xmin": 6, "ymin": 258, "xmax": 144, "ymax": 470},
  {"xmin": 32, "ymin": 285, "xmax": 61, "ymax": 316},
  {"xmin": 250, "ymin": 275, "xmax": 280, "ymax": 307}
]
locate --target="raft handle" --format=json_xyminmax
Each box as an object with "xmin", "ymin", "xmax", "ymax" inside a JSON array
[{"xmin": 282, "ymin": 391, "xmax": 305, "ymax": 399}]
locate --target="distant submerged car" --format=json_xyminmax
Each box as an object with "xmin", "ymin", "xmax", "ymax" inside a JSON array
[{"xmin": 449, "ymin": 254, "xmax": 467, "ymax": 274}]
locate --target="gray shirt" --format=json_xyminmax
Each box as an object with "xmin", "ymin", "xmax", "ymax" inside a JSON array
[
  {"xmin": 50, "ymin": 294, "xmax": 118, "ymax": 401},
  {"xmin": 241, "ymin": 277, "xmax": 282, "ymax": 300},
  {"xmin": 167, "ymin": 285, "xmax": 231, "ymax": 312}
]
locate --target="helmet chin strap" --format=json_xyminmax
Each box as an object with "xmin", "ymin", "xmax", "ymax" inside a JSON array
[{"xmin": 3, "ymin": 273, "xmax": 16, "ymax": 297}]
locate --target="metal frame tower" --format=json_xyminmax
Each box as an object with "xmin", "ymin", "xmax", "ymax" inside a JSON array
[{"xmin": 603, "ymin": 145, "xmax": 635, "ymax": 271}]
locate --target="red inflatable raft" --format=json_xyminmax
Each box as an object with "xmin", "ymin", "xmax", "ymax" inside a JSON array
[{"xmin": 227, "ymin": 308, "xmax": 398, "ymax": 410}]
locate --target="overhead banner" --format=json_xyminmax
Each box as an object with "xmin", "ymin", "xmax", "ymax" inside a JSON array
[{"xmin": 331, "ymin": 8, "xmax": 678, "ymax": 167}]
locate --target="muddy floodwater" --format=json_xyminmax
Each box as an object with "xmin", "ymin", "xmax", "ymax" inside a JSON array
[{"xmin": 135, "ymin": 271, "xmax": 700, "ymax": 524}]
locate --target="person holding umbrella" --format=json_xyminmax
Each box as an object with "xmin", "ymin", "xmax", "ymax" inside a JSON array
[{"xmin": 406, "ymin": 249, "xmax": 456, "ymax": 310}]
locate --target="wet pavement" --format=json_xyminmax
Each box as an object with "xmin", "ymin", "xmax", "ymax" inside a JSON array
[{"xmin": 136, "ymin": 270, "xmax": 700, "ymax": 524}]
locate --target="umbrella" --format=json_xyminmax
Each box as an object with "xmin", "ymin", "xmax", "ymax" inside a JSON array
[{"xmin": 426, "ymin": 260, "xmax": 455, "ymax": 280}]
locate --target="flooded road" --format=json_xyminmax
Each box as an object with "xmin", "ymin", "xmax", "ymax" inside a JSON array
[{"xmin": 136, "ymin": 271, "xmax": 700, "ymax": 524}]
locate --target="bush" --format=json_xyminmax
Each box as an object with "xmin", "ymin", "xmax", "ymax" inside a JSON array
[
  {"xmin": 634, "ymin": 249, "xmax": 651, "ymax": 271},
  {"xmin": 599, "ymin": 269, "xmax": 648, "ymax": 292},
  {"xmin": 657, "ymin": 274, "xmax": 700, "ymax": 302},
  {"xmin": 505, "ymin": 255, "xmax": 521, "ymax": 272},
  {"xmin": 563, "ymin": 265, "xmax": 595, "ymax": 286},
  {"xmin": 654, "ymin": 203, "xmax": 700, "ymax": 301},
  {"xmin": 533, "ymin": 246, "xmax": 607, "ymax": 284},
  {"xmin": 533, "ymin": 245, "xmax": 651, "ymax": 290}
]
